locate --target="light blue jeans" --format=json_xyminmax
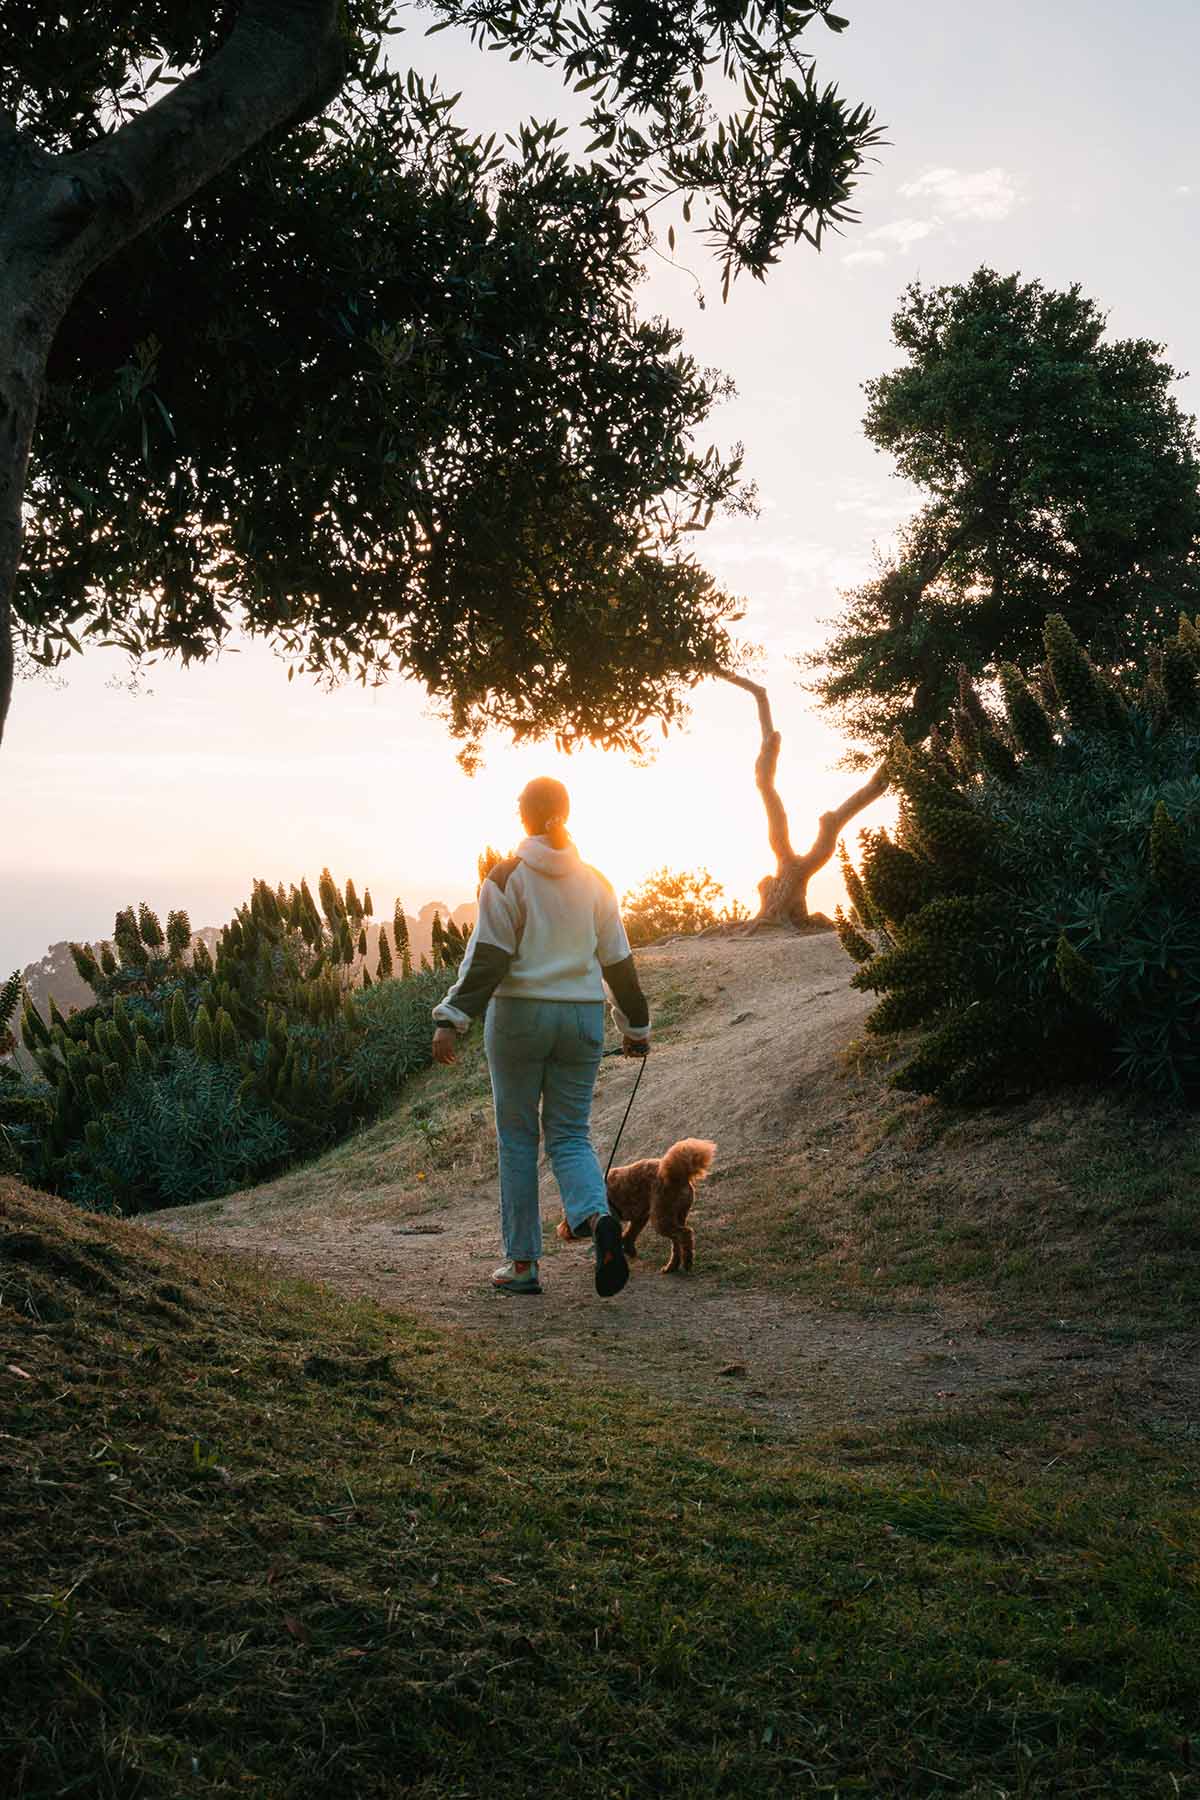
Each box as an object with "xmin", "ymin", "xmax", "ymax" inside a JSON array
[{"xmin": 484, "ymin": 997, "xmax": 611, "ymax": 1262}]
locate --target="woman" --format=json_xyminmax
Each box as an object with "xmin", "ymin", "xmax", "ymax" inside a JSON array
[{"xmin": 430, "ymin": 777, "xmax": 650, "ymax": 1298}]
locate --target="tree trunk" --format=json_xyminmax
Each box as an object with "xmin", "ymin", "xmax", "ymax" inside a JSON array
[
  {"xmin": 0, "ymin": 1, "xmax": 345, "ymax": 752},
  {"xmin": 716, "ymin": 671, "xmax": 888, "ymax": 929}
]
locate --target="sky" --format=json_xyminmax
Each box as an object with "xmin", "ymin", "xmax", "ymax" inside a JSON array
[{"xmin": 4, "ymin": 0, "xmax": 1200, "ymax": 972}]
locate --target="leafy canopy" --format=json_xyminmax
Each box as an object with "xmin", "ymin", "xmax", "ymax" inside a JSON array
[
  {"xmin": 8, "ymin": 1, "xmax": 883, "ymax": 758},
  {"xmin": 810, "ymin": 269, "xmax": 1200, "ymax": 757}
]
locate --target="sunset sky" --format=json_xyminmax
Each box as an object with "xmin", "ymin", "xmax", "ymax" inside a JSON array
[{"xmin": 4, "ymin": 0, "xmax": 1199, "ymax": 975}]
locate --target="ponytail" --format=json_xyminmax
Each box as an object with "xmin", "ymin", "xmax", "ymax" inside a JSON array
[{"xmin": 519, "ymin": 776, "xmax": 571, "ymax": 847}]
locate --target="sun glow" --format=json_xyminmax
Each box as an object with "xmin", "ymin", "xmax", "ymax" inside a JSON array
[{"xmin": 0, "ymin": 636, "xmax": 894, "ymax": 971}]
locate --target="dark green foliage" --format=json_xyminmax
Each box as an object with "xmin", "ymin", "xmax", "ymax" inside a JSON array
[
  {"xmin": 841, "ymin": 616, "xmax": 1200, "ymax": 1100},
  {"xmin": 376, "ymin": 925, "xmax": 393, "ymax": 982},
  {"xmin": 855, "ymin": 829, "xmax": 929, "ymax": 930},
  {"xmin": 346, "ymin": 968, "xmax": 446, "ymax": 1104},
  {"xmin": 112, "ymin": 906, "xmax": 146, "ymax": 970},
  {"xmin": 137, "ymin": 903, "xmax": 165, "ymax": 952},
  {"xmin": 64, "ymin": 1056, "xmax": 291, "ymax": 1214},
  {"xmin": 68, "ymin": 941, "xmax": 101, "ymax": 990},
  {"xmin": 8, "ymin": 871, "xmax": 446, "ymax": 1213},
  {"xmin": 811, "ymin": 270, "xmax": 1200, "ymax": 755},
  {"xmin": 838, "ymin": 842, "xmax": 873, "ymax": 930},
  {"xmin": 1055, "ymin": 934, "xmax": 1100, "ymax": 1008}
]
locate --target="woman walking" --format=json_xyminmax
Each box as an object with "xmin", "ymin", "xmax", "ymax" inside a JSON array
[{"xmin": 430, "ymin": 777, "xmax": 651, "ymax": 1298}]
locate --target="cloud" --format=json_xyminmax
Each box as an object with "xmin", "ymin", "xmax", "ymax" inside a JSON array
[
  {"xmin": 898, "ymin": 165, "xmax": 1021, "ymax": 222},
  {"xmin": 1175, "ymin": 183, "xmax": 1194, "ymax": 197},
  {"xmin": 844, "ymin": 166, "xmax": 1021, "ymax": 267},
  {"xmin": 868, "ymin": 216, "xmax": 940, "ymax": 250}
]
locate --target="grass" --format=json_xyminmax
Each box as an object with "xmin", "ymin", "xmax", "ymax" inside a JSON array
[
  {"xmin": 692, "ymin": 1036, "xmax": 1200, "ymax": 1335},
  {"xmin": 4, "ymin": 1178, "xmax": 1200, "ymax": 1798}
]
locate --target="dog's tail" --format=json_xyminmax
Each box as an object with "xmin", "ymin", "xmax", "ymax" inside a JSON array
[{"xmin": 658, "ymin": 1138, "xmax": 716, "ymax": 1184}]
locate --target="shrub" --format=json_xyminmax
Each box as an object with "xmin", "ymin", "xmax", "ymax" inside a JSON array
[
  {"xmin": 11, "ymin": 875, "xmax": 445, "ymax": 1213},
  {"xmin": 621, "ymin": 867, "xmax": 749, "ymax": 946},
  {"xmin": 838, "ymin": 614, "xmax": 1200, "ymax": 1101}
]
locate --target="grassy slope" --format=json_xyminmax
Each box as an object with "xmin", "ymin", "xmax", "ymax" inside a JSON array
[
  {"xmin": 703, "ymin": 1033, "xmax": 1200, "ymax": 1335},
  {"xmin": 3, "ymin": 1179, "xmax": 1199, "ymax": 1799}
]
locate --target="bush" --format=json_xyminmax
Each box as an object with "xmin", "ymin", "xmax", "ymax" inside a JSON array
[
  {"xmin": 621, "ymin": 867, "xmax": 749, "ymax": 947},
  {"xmin": 8, "ymin": 877, "xmax": 446, "ymax": 1213},
  {"xmin": 63, "ymin": 1055, "xmax": 291, "ymax": 1214},
  {"xmin": 838, "ymin": 614, "xmax": 1200, "ymax": 1101}
]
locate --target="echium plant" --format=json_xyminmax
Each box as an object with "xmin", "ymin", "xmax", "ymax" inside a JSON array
[{"xmin": 837, "ymin": 613, "xmax": 1200, "ymax": 1101}]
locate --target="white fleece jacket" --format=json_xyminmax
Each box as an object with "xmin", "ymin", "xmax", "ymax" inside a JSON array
[{"xmin": 432, "ymin": 836, "xmax": 651, "ymax": 1039}]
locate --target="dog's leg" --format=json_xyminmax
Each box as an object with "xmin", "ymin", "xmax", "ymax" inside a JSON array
[
  {"xmin": 661, "ymin": 1236, "xmax": 683, "ymax": 1275},
  {"xmin": 680, "ymin": 1225, "xmax": 695, "ymax": 1271},
  {"xmin": 622, "ymin": 1214, "xmax": 648, "ymax": 1259}
]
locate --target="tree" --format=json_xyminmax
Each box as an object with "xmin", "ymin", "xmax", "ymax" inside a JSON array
[
  {"xmin": 3, "ymin": 2, "xmax": 884, "ymax": 750},
  {"xmin": 716, "ymin": 670, "xmax": 888, "ymax": 927},
  {"xmin": 809, "ymin": 269, "xmax": 1200, "ymax": 759},
  {"xmin": 621, "ymin": 866, "xmax": 748, "ymax": 946}
]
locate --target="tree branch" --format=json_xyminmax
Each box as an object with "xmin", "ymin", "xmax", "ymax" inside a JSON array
[
  {"xmin": 35, "ymin": 1, "xmax": 345, "ymax": 283},
  {"xmin": 716, "ymin": 669, "xmax": 795, "ymax": 865},
  {"xmin": 793, "ymin": 760, "xmax": 889, "ymax": 879}
]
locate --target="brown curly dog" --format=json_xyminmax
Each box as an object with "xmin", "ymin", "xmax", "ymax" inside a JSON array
[{"xmin": 558, "ymin": 1139, "xmax": 716, "ymax": 1273}]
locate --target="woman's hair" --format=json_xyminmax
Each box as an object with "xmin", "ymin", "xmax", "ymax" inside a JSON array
[{"xmin": 519, "ymin": 776, "xmax": 571, "ymax": 849}]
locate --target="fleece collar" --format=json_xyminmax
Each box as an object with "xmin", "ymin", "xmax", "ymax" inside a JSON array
[{"xmin": 516, "ymin": 835, "xmax": 581, "ymax": 878}]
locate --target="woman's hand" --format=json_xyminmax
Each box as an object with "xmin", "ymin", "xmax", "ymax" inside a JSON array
[
  {"xmin": 622, "ymin": 1036, "xmax": 649, "ymax": 1057},
  {"xmin": 432, "ymin": 1026, "xmax": 459, "ymax": 1066}
]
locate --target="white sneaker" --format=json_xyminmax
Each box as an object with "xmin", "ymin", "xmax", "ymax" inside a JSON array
[{"xmin": 491, "ymin": 1261, "xmax": 542, "ymax": 1295}]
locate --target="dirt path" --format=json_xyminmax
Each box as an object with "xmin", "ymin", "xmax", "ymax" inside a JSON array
[
  {"xmin": 152, "ymin": 1199, "xmax": 1141, "ymax": 1436},
  {"xmin": 146, "ymin": 934, "xmax": 1167, "ymax": 1438}
]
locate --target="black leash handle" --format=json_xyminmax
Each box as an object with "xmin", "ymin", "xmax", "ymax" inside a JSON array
[{"xmin": 604, "ymin": 1049, "xmax": 648, "ymax": 1178}]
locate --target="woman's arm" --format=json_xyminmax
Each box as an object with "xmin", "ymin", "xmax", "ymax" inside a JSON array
[{"xmin": 432, "ymin": 863, "xmax": 522, "ymax": 1034}]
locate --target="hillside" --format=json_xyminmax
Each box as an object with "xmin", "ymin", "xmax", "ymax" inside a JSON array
[
  {"xmin": 5, "ymin": 930, "xmax": 1200, "ymax": 1795},
  {"xmin": 147, "ymin": 931, "xmax": 1200, "ymax": 1435},
  {"xmin": 5, "ymin": 1167, "xmax": 1200, "ymax": 1798}
]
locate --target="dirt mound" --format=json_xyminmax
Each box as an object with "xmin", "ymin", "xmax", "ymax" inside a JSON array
[{"xmin": 1, "ymin": 1177, "xmax": 211, "ymax": 1334}]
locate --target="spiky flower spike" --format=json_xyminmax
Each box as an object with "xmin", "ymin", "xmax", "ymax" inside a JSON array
[
  {"xmin": 998, "ymin": 664, "xmax": 1056, "ymax": 762},
  {"xmin": 1043, "ymin": 614, "xmax": 1108, "ymax": 735},
  {"xmin": 1149, "ymin": 801, "xmax": 1189, "ymax": 892}
]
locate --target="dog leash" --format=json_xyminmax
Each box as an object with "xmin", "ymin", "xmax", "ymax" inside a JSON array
[{"xmin": 602, "ymin": 1046, "xmax": 649, "ymax": 1178}]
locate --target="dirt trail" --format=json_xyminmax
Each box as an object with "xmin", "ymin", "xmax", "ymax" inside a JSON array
[{"xmin": 147, "ymin": 934, "xmax": 1149, "ymax": 1437}]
